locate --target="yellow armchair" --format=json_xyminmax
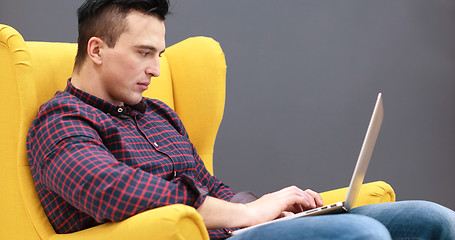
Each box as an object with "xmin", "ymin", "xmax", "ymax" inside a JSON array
[{"xmin": 0, "ymin": 24, "xmax": 395, "ymax": 240}]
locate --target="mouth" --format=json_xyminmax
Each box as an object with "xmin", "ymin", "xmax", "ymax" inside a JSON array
[{"xmin": 137, "ymin": 82, "xmax": 150, "ymax": 90}]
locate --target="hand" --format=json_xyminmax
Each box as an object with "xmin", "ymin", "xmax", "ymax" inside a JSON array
[
  {"xmin": 196, "ymin": 186, "xmax": 323, "ymax": 229},
  {"xmin": 244, "ymin": 186, "xmax": 323, "ymax": 226}
]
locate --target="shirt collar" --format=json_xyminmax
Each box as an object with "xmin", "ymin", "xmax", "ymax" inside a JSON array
[{"xmin": 65, "ymin": 78, "xmax": 147, "ymax": 116}]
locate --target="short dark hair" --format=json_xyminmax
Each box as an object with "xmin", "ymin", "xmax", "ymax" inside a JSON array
[{"xmin": 74, "ymin": 0, "xmax": 170, "ymax": 71}]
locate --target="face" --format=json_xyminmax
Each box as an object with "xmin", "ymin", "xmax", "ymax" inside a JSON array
[{"xmin": 97, "ymin": 11, "xmax": 166, "ymax": 106}]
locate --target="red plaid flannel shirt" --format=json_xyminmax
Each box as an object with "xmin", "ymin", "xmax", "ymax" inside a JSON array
[{"xmin": 27, "ymin": 79, "xmax": 235, "ymax": 239}]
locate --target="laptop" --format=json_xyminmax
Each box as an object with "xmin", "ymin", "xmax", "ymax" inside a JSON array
[{"xmin": 231, "ymin": 93, "xmax": 384, "ymax": 236}]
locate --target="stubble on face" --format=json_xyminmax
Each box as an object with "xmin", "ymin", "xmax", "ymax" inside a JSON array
[{"xmin": 96, "ymin": 11, "xmax": 166, "ymax": 106}]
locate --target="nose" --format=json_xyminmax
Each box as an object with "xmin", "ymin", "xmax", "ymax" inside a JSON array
[{"xmin": 146, "ymin": 57, "xmax": 160, "ymax": 78}]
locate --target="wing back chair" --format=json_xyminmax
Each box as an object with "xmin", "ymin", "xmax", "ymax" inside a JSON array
[{"xmin": 0, "ymin": 24, "xmax": 395, "ymax": 240}]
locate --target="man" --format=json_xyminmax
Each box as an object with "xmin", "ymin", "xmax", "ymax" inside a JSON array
[{"xmin": 27, "ymin": 0, "xmax": 455, "ymax": 239}]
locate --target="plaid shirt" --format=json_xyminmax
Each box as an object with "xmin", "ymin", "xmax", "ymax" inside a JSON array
[{"xmin": 27, "ymin": 79, "xmax": 235, "ymax": 239}]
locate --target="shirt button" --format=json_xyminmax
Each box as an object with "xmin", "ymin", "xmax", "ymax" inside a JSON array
[{"xmin": 117, "ymin": 107, "xmax": 124, "ymax": 113}]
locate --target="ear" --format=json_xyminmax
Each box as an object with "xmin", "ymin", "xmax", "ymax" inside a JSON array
[{"xmin": 86, "ymin": 37, "xmax": 105, "ymax": 65}]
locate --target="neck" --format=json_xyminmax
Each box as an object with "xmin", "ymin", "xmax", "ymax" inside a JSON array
[
  {"xmin": 71, "ymin": 68, "xmax": 92, "ymax": 94},
  {"xmin": 71, "ymin": 66, "xmax": 119, "ymax": 104}
]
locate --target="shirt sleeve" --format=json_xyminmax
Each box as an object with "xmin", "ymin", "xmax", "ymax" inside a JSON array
[
  {"xmin": 191, "ymin": 145, "xmax": 236, "ymax": 201},
  {"xmin": 32, "ymin": 113, "xmax": 207, "ymax": 224}
]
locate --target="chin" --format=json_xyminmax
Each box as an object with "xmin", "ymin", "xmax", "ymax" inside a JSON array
[{"xmin": 125, "ymin": 97, "xmax": 143, "ymax": 106}]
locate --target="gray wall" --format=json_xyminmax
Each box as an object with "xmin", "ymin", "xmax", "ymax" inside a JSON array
[{"xmin": 1, "ymin": 0, "xmax": 454, "ymax": 210}]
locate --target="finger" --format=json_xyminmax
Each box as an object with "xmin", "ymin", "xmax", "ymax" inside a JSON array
[
  {"xmin": 302, "ymin": 193, "xmax": 317, "ymax": 209},
  {"xmin": 283, "ymin": 211, "xmax": 295, "ymax": 217},
  {"xmin": 293, "ymin": 203, "xmax": 304, "ymax": 213},
  {"xmin": 291, "ymin": 193, "xmax": 315, "ymax": 210},
  {"xmin": 284, "ymin": 186, "xmax": 317, "ymax": 209},
  {"xmin": 293, "ymin": 190, "xmax": 317, "ymax": 210},
  {"xmin": 278, "ymin": 211, "xmax": 295, "ymax": 219},
  {"xmin": 280, "ymin": 186, "xmax": 320, "ymax": 210},
  {"xmin": 305, "ymin": 189, "xmax": 324, "ymax": 207}
]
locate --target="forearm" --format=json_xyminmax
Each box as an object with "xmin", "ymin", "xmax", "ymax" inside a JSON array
[{"xmin": 197, "ymin": 196, "xmax": 252, "ymax": 230}]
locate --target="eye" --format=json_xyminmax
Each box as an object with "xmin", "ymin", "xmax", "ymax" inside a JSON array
[{"xmin": 140, "ymin": 51, "xmax": 151, "ymax": 57}]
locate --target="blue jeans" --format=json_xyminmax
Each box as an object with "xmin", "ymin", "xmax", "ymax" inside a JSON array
[{"xmin": 228, "ymin": 201, "xmax": 455, "ymax": 240}]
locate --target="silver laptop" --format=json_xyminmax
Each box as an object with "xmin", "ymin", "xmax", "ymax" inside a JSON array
[{"xmin": 231, "ymin": 93, "xmax": 384, "ymax": 236}]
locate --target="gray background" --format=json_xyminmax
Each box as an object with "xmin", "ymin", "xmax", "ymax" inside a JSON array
[{"xmin": 1, "ymin": 0, "xmax": 454, "ymax": 210}]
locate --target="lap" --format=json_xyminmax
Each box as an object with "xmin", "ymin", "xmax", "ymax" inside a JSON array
[
  {"xmin": 349, "ymin": 200, "xmax": 455, "ymax": 239},
  {"xmin": 228, "ymin": 213, "xmax": 391, "ymax": 240},
  {"xmin": 228, "ymin": 200, "xmax": 455, "ymax": 240}
]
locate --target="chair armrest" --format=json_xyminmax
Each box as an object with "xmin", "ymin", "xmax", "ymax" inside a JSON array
[
  {"xmin": 49, "ymin": 204, "xmax": 209, "ymax": 240},
  {"xmin": 319, "ymin": 181, "xmax": 396, "ymax": 208}
]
